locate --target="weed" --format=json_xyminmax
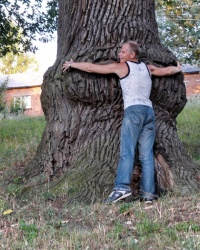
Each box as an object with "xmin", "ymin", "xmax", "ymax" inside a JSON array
[
  {"xmin": 107, "ymin": 221, "xmax": 126, "ymax": 240},
  {"xmin": 136, "ymin": 219, "xmax": 162, "ymax": 237},
  {"xmin": 119, "ymin": 202, "xmax": 134, "ymax": 214},
  {"xmin": 19, "ymin": 220, "xmax": 38, "ymax": 243},
  {"xmin": 180, "ymin": 236, "xmax": 199, "ymax": 250},
  {"xmin": 175, "ymin": 221, "xmax": 200, "ymax": 232},
  {"xmin": 163, "ymin": 227, "xmax": 178, "ymax": 242},
  {"xmin": 0, "ymin": 196, "xmax": 7, "ymax": 213},
  {"xmin": 42, "ymin": 191, "xmax": 55, "ymax": 201},
  {"xmin": 6, "ymin": 183, "xmax": 25, "ymax": 196}
]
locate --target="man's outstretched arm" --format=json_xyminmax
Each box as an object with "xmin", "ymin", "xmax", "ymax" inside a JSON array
[
  {"xmin": 148, "ymin": 62, "xmax": 182, "ymax": 76},
  {"xmin": 63, "ymin": 60, "xmax": 127, "ymax": 76}
]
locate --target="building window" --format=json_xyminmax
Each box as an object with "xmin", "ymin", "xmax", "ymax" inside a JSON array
[{"xmin": 14, "ymin": 95, "xmax": 31, "ymax": 109}]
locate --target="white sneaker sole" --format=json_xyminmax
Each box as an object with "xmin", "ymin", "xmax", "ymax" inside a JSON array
[{"xmin": 113, "ymin": 192, "xmax": 132, "ymax": 203}]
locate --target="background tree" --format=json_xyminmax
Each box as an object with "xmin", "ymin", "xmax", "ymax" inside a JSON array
[
  {"xmin": 21, "ymin": 0, "xmax": 200, "ymax": 204},
  {"xmin": 1, "ymin": 0, "xmax": 199, "ymax": 65},
  {"xmin": 0, "ymin": 52, "xmax": 38, "ymax": 74},
  {"xmin": 0, "ymin": 78, "xmax": 8, "ymax": 112},
  {"xmin": 155, "ymin": 0, "xmax": 200, "ymax": 65},
  {"xmin": 0, "ymin": 0, "xmax": 57, "ymax": 56}
]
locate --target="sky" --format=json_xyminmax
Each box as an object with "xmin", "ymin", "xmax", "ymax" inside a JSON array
[
  {"xmin": 30, "ymin": 0, "xmax": 57, "ymax": 72},
  {"xmin": 34, "ymin": 37, "xmax": 57, "ymax": 72}
]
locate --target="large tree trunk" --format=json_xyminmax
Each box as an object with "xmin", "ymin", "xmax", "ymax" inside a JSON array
[{"xmin": 27, "ymin": 0, "xmax": 200, "ymax": 203}]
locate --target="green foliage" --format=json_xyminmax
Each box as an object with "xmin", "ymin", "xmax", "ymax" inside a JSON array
[
  {"xmin": 19, "ymin": 220, "xmax": 38, "ymax": 242},
  {"xmin": 175, "ymin": 221, "xmax": 200, "ymax": 232},
  {"xmin": 180, "ymin": 236, "xmax": 198, "ymax": 249},
  {"xmin": 155, "ymin": 0, "xmax": 200, "ymax": 65},
  {"xmin": 163, "ymin": 228, "xmax": 178, "ymax": 242},
  {"xmin": 119, "ymin": 202, "xmax": 133, "ymax": 214},
  {"xmin": 0, "ymin": 78, "xmax": 8, "ymax": 112},
  {"xmin": 9, "ymin": 98, "xmax": 26, "ymax": 115},
  {"xmin": 0, "ymin": 196, "xmax": 7, "ymax": 213},
  {"xmin": 1, "ymin": 0, "xmax": 199, "ymax": 66},
  {"xmin": 107, "ymin": 221, "xmax": 128, "ymax": 242},
  {"xmin": 6, "ymin": 176, "xmax": 25, "ymax": 197},
  {"xmin": 0, "ymin": 52, "xmax": 38, "ymax": 74},
  {"xmin": 136, "ymin": 220, "xmax": 161, "ymax": 236},
  {"xmin": 6, "ymin": 183, "xmax": 25, "ymax": 196},
  {"xmin": 0, "ymin": 0, "xmax": 58, "ymax": 56},
  {"xmin": 112, "ymin": 221, "xmax": 124, "ymax": 235}
]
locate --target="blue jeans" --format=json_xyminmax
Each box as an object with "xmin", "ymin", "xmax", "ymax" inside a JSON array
[{"xmin": 114, "ymin": 105, "xmax": 156, "ymax": 199}]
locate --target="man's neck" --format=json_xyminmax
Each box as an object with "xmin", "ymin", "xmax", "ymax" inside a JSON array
[{"xmin": 130, "ymin": 59, "xmax": 139, "ymax": 62}]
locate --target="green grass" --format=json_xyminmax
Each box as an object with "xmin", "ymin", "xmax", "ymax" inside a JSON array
[
  {"xmin": 0, "ymin": 116, "xmax": 46, "ymax": 171},
  {"xmin": 0, "ymin": 98, "xmax": 200, "ymax": 249},
  {"xmin": 177, "ymin": 96, "xmax": 200, "ymax": 164}
]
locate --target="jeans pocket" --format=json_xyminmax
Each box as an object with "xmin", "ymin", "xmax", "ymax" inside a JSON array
[{"xmin": 126, "ymin": 111, "xmax": 143, "ymax": 127}]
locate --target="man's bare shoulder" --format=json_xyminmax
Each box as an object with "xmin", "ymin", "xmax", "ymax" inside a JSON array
[{"xmin": 115, "ymin": 62, "xmax": 129, "ymax": 78}]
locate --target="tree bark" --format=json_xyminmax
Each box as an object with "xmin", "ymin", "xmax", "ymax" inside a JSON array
[{"xmin": 27, "ymin": 0, "xmax": 200, "ymax": 203}]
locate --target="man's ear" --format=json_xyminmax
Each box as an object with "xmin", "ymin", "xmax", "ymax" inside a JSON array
[{"xmin": 130, "ymin": 52, "xmax": 136, "ymax": 59}]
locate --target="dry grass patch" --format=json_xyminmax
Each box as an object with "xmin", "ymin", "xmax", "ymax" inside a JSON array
[
  {"xmin": 0, "ymin": 97, "xmax": 200, "ymax": 249},
  {"xmin": 0, "ymin": 193, "xmax": 200, "ymax": 249}
]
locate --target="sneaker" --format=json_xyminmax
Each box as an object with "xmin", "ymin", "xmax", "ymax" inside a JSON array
[
  {"xmin": 104, "ymin": 190, "xmax": 132, "ymax": 204},
  {"xmin": 140, "ymin": 197, "xmax": 156, "ymax": 205},
  {"xmin": 144, "ymin": 198, "xmax": 153, "ymax": 205}
]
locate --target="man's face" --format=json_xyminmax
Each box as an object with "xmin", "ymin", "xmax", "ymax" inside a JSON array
[{"xmin": 118, "ymin": 44, "xmax": 135, "ymax": 63}]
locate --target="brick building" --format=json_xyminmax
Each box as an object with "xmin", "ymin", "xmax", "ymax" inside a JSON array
[
  {"xmin": 182, "ymin": 65, "xmax": 200, "ymax": 96},
  {"xmin": 0, "ymin": 66, "xmax": 199, "ymax": 117},
  {"xmin": 0, "ymin": 71, "xmax": 44, "ymax": 116}
]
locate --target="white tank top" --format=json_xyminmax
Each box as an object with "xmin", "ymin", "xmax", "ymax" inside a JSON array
[{"xmin": 119, "ymin": 61, "xmax": 152, "ymax": 110}]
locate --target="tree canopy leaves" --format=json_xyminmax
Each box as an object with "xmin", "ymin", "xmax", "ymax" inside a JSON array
[
  {"xmin": 1, "ymin": 0, "xmax": 199, "ymax": 65},
  {"xmin": 155, "ymin": 0, "xmax": 200, "ymax": 65},
  {"xmin": 0, "ymin": 0, "xmax": 58, "ymax": 57},
  {"xmin": 0, "ymin": 52, "xmax": 38, "ymax": 74}
]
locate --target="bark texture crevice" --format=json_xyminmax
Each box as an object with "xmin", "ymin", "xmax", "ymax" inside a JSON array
[{"xmin": 25, "ymin": 0, "xmax": 200, "ymax": 203}]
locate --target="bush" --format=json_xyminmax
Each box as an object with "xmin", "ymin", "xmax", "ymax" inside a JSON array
[
  {"xmin": 0, "ymin": 78, "xmax": 8, "ymax": 112},
  {"xmin": 10, "ymin": 98, "xmax": 26, "ymax": 115}
]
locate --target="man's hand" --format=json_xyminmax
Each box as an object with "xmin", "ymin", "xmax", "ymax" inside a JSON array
[
  {"xmin": 177, "ymin": 62, "xmax": 182, "ymax": 71},
  {"xmin": 62, "ymin": 60, "xmax": 73, "ymax": 72}
]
